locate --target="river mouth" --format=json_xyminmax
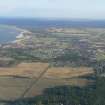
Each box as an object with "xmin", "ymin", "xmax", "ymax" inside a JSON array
[{"xmin": 0, "ymin": 25, "xmax": 21, "ymax": 44}]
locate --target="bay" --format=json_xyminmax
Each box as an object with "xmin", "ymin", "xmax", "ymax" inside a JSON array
[{"xmin": 0, "ymin": 25, "xmax": 20, "ymax": 44}]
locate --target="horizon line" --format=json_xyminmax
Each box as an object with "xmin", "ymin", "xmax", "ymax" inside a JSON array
[{"xmin": 0, "ymin": 16, "xmax": 105, "ymax": 21}]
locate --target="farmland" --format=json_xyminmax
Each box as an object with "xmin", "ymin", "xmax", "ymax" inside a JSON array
[
  {"xmin": 0, "ymin": 62, "xmax": 94, "ymax": 101},
  {"xmin": 0, "ymin": 27, "xmax": 105, "ymax": 105}
]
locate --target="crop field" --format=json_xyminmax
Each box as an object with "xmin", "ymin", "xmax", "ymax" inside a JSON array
[
  {"xmin": 0, "ymin": 76, "xmax": 33, "ymax": 101},
  {"xmin": 25, "ymin": 78, "xmax": 94, "ymax": 98},
  {"xmin": 0, "ymin": 62, "xmax": 95, "ymax": 101},
  {"xmin": 0, "ymin": 62, "xmax": 49, "ymax": 101},
  {"xmin": 44, "ymin": 67, "xmax": 94, "ymax": 79},
  {"xmin": 0, "ymin": 62, "xmax": 49, "ymax": 78}
]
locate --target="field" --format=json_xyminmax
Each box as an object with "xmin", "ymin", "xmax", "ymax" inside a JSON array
[
  {"xmin": 0, "ymin": 62, "xmax": 49, "ymax": 78},
  {"xmin": 44, "ymin": 67, "xmax": 94, "ymax": 79},
  {"xmin": 0, "ymin": 62, "xmax": 94, "ymax": 101},
  {"xmin": 0, "ymin": 76, "xmax": 32, "ymax": 101}
]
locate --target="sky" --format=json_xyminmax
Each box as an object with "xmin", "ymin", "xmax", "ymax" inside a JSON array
[{"xmin": 0, "ymin": 0, "xmax": 105, "ymax": 19}]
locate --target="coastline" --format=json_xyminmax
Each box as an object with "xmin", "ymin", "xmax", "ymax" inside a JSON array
[
  {"xmin": 0, "ymin": 24, "xmax": 32, "ymax": 44},
  {"xmin": 11, "ymin": 27, "xmax": 32, "ymax": 43}
]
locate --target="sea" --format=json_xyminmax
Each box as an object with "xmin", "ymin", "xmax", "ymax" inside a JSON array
[{"xmin": 0, "ymin": 25, "xmax": 21, "ymax": 44}]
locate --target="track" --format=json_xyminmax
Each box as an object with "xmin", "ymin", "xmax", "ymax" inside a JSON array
[{"xmin": 20, "ymin": 65, "xmax": 51, "ymax": 98}]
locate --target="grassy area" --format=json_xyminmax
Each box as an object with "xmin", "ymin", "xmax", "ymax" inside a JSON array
[
  {"xmin": 96, "ymin": 51, "xmax": 105, "ymax": 61},
  {"xmin": 0, "ymin": 62, "xmax": 94, "ymax": 102},
  {"xmin": 0, "ymin": 62, "xmax": 49, "ymax": 78},
  {"xmin": 44, "ymin": 67, "xmax": 94, "ymax": 79}
]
